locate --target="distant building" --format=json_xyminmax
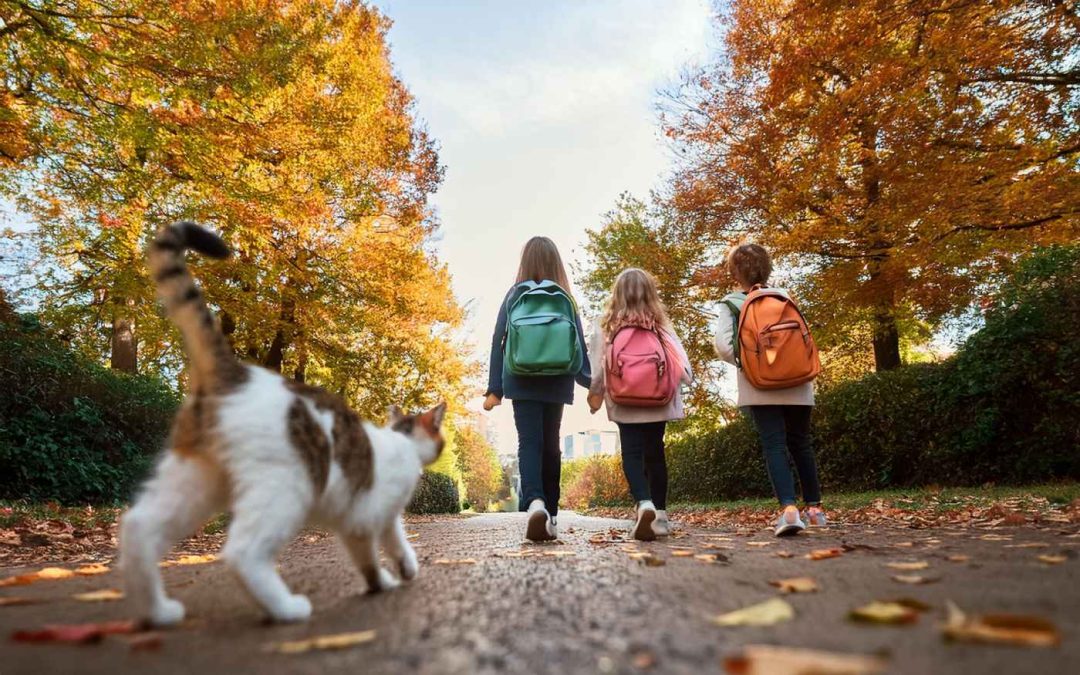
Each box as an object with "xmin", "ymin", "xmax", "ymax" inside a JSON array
[{"xmin": 562, "ymin": 430, "xmax": 619, "ymax": 460}]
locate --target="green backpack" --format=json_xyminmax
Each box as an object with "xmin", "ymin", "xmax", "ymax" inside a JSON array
[{"xmin": 503, "ymin": 280, "xmax": 583, "ymax": 376}]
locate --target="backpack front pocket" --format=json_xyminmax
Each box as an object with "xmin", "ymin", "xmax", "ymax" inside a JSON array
[{"xmin": 509, "ymin": 314, "xmax": 576, "ymax": 373}]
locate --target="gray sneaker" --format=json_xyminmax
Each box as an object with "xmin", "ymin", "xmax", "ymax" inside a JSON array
[
  {"xmin": 774, "ymin": 508, "xmax": 806, "ymax": 537},
  {"xmin": 804, "ymin": 507, "xmax": 828, "ymax": 527},
  {"xmin": 631, "ymin": 501, "xmax": 657, "ymax": 541}
]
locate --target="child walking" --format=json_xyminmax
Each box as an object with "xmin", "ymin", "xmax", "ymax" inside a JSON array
[
  {"xmin": 713, "ymin": 243, "xmax": 825, "ymax": 536},
  {"xmin": 587, "ymin": 269, "xmax": 693, "ymax": 541},
  {"xmin": 484, "ymin": 237, "xmax": 591, "ymax": 542}
]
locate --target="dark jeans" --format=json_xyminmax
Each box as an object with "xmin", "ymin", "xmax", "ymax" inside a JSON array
[
  {"xmin": 748, "ymin": 405, "xmax": 821, "ymax": 507},
  {"xmin": 616, "ymin": 421, "xmax": 668, "ymax": 510},
  {"xmin": 512, "ymin": 400, "xmax": 564, "ymax": 516}
]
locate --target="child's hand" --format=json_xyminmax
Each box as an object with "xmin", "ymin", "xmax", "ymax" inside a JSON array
[
  {"xmin": 482, "ymin": 393, "xmax": 502, "ymax": 411},
  {"xmin": 587, "ymin": 392, "xmax": 603, "ymax": 414}
]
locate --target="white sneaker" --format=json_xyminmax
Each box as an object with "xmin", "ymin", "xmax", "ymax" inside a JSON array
[
  {"xmin": 526, "ymin": 499, "xmax": 555, "ymax": 542},
  {"xmin": 652, "ymin": 509, "xmax": 670, "ymax": 537},
  {"xmin": 547, "ymin": 515, "xmax": 558, "ymax": 540},
  {"xmin": 774, "ymin": 506, "xmax": 806, "ymax": 537},
  {"xmin": 631, "ymin": 500, "xmax": 657, "ymax": 541}
]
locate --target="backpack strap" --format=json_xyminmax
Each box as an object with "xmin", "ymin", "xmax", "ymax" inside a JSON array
[{"xmin": 721, "ymin": 299, "xmax": 743, "ymax": 369}]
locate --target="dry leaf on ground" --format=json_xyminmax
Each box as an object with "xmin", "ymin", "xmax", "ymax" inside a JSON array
[
  {"xmin": 943, "ymin": 601, "xmax": 1060, "ymax": 648},
  {"xmin": 849, "ymin": 601, "xmax": 920, "ymax": 625},
  {"xmin": 946, "ymin": 555, "xmax": 970, "ymax": 563},
  {"xmin": 433, "ymin": 559, "xmax": 477, "ymax": 565},
  {"xmin": 266, "ymin": 630, "xmax": 377, "ymax": 654},
  {"xmin": 1036, "ymin": 554, "xmax": 1067, "ymax": 565},
  {"xmin": 0, "ymin": 597, "xmax": 42, "ymax": 607},
  {"xmin": 72, "ymin": 589, "xmax": 124, "ymax": 602},
  {"xmin": 160, "ymin": 554, "xmax": 217, "ymax": 568},
  {"xmin": 1004, "ymin": 543, "xmax": 1049, "ymax": 549},
  {"xmin": 713, "ymin": 597, "xmax": 794, "ymax": 627},
  {"xmin": 891, "ymin": 575, "xmax": 941, "ymax": 585},
  {"xmin": 629, "ymin": 552, "xmax": 666, "ymax": 567},
  {"xmin": 769, "ymin": 577, "xmax": 819, "ymax": 594},
  {"xmin": 806, "ymin": 548, "xmax": 843, "ymax": 560},
  {"xmin": 746, "ymin": 542, "xmax": 773, "ymax": 548},
  {"xmin": 885, "ymin": 561, "xmax": 929, "ymax": 571},
  {"xmin": 724, "ymin": 644, "xmax": 887, "ymax": 674},
  {"xmin": 670, "ymin": 549, "xmax": 695, "ymax": 557},
  {"xmin": 74, "ymin": 564, "xmax": 110, "ymax": 576},
  {"xmin": 543, "ymin": 550, "xmax": 575, "ymax": 558},
  {"xmin": 0, "ymin": 566, "xmax": 77, "ymax": 587},
  {"xmin": 12, "ymin": 620, "xmax": 138, "ymax": 644},
  {"xmin": 775, "ymin": 551, "xmax": 795, "ymax": 559}
]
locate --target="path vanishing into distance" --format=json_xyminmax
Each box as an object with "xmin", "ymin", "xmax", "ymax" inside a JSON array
[{"xmin": 1, "ymin": 511, "xmax": 1078, "ymax": 674}]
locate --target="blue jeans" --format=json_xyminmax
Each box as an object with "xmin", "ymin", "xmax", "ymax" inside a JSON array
[
  {"xmin": 616, "ymin": 421, "xmax": 668, "ymax": 509},
  {"xmin": 512, "ymin": 400, "xmax": 564, "ymax": 516},
  {"xmin": 748, "ymin": 405, "xmax": 821, "ymax": 507}
]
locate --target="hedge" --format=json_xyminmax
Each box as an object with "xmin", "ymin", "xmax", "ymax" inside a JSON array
[
  {"xmin": 567, "ymin": 246, "xmax": 1080, "ymax": 506},
  {"xmin": 0, "ymin": 314, "xmax": 179, "ymax": 504},
  {"xmin": 407, "ymin": 471, "xmax": 461, "ymax": 514}
]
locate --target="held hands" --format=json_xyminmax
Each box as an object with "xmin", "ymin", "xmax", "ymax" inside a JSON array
[
  {"xmin": 483, "ymin": 393, "xmax": 502, "ymax": 411},
  {"xmin": 587, "ymin": 392, "xmax": 604, "ymax": 414}
]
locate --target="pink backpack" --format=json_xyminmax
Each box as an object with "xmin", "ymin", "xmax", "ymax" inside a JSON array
[{"xmin": 605, "ymin": 326, "xmax": 681, "ymax": 407}]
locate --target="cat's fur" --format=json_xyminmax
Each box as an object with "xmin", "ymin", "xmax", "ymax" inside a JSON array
[{"xmin": 120, "ymin": 221, "xmax": 446, "ymax": 627}]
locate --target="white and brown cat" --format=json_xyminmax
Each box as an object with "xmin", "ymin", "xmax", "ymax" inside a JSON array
[{"xmin": 119, "ymin": 221, "xmax": 445, "ymax": 627}]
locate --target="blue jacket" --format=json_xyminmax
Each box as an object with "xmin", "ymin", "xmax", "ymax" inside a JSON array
[{"xmin": 486, "ymin": 286, "xmax": 592, "ymax": 405}]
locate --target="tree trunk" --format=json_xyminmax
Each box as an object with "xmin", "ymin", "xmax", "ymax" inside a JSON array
[
  {"xmin": 293, "ymin": 339, "xmax": 307, "ymax": 382},
  {"xmin": 871, "ymin": 308, "xmax": 902, "ymax": 371},
  {"xmin": 110, "ymin": 312, "xmax": 138, "ymax": 372}
]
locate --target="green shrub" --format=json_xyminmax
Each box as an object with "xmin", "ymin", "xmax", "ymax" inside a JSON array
[
  {"xmin": 407, "ymin": 471, "xmax": 460, "ymax": 514},
  {"xmin": 667, "ymin": 245, "xmax": 1080, "ymax": 502},
  {"xmin": 0, "ymin": 314, "xmax": 179, "ymax": 504}
]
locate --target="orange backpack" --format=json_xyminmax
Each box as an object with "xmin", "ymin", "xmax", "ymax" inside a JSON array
[{"xmin": 722, "ymin": 286, "xmax": 820, "ymax": 390}]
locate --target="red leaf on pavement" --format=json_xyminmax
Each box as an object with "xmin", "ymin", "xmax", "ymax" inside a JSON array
[{"xmin": 11, "ymin": 620, "xmax": 138, "ymax": 644}]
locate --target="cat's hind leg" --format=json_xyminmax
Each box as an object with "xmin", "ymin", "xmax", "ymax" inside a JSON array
[
  {"xmin": 343, "ymin": 532, "xmax": 400, "ymax": 593},
  {"xmin": 221, "ymin": 471, "xmax": 312, "ymax": 623},
  {"xmin": 120, "ymin": 452, "xmax": 225, "ymax": 627},
  {"xmin": 381, "ymin": 515, "xmax": 418, "ymax": 581}
]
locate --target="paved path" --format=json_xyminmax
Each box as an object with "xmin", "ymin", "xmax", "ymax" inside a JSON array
[{"xmin": 0, "ymin": 512, "xmax": 1077, "ymax": 674}]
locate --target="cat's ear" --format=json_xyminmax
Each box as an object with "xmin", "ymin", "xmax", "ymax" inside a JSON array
[
  {"xmin": 429, "ymin": 402, "xmax": 447, "ymax": 428},
  {"xmin": 387, "ymin": 405, "xmax": 405, "ymax": 425}
]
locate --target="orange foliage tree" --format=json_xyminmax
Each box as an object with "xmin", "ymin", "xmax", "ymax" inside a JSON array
[
  {"xmin": 1, "ymin": 1, "xmax": 462, "ymax": 416},
  {"xmin": 664, "ymin": 0, "xmax": 1079, "ymax": 371}
]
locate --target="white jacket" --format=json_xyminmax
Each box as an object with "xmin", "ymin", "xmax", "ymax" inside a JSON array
[{"xmin": 712, "ymin": 290, "xmax": 815, "ymax": 407}]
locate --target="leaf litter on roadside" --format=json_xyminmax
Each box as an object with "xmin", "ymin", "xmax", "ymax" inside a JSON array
[
  {"xmin": 891, "ymin": 574, "xmax": 941, "ymax": 585},
  {"xmin": 806, "ymin": 548, "xmax": 843, "ymax": 560},
  {"xmin": 724, "ymin": 644, "xmax": 887, "ymax": 675},
  {"xmin": 433, "ymin": 558, "xmax": 478, "ymax": 565},
  {"xmin": 12, "ymin": 620, "xmax": 139, "ymax": 644},
  {"xmin": 885, "ymin": 561, "xmax": 929, "ymax": 571},
  {"xmin": 849, "ymin": 601, "xmax": 922, "ymax": 625},
  {"xmin": 943, "ymin": 601, "xmax": 1060, "ymax": 648},
  {"xmin": 266, "ymin": 630, "xmax": 377, "ymax": 654},
  {"xmin": 0, "ymin": 566, "xmax": 76, "ymax": 587},
  {"xmin": 713, "ymin": 597, "xmax": 794, "ymax": 627},
  {"xmin": 72, "ymin": 589, "xmax": 124, "ymax": 602},
  {"xmin": 0, "ymin": 597, "xmax": 43, "ymax": 607}
]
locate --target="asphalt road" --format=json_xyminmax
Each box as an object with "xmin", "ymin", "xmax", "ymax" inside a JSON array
[{"xmin": 1, "ymin": 511, "xmax": 1077, "ymax": 674}]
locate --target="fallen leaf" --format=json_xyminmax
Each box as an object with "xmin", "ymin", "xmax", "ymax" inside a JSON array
[
  {"xmin": 695, "ymin": 553, "xmax": 727, "ymax": 564},
  {"xmin": 160, "ymin": 554, "xmax": 217, "ymax": 568},
  {"xmin": 943, "ymin": 601, "xmax": 1060, "ymax": 648},
  {"xmin": 74, "ymin": 564, "xmax": 110, "ymax": 576},
  {"xmin": 746, "ymin": 542, "xmax": 774, "ymax": 547},
  {"xmin": 979, "ymin": 534, "xmax": 1012, "ymax": 541},
  {"xmin": 0, "ymin": 597, "xmax": 42, "ymax": 607},
  {"xmin": 433, "ymin": 559, "xmax": 477, "ymax": 565},
  {"xmin": 1004, "ymin": 543, "xmax": 1049, "ymax": 549},
  {"xmin": 73, "ymin": 589, "xmax": 124, "ymax": 602},
  {"xmin": 885, "ymin": 561, "xmax": 929, "ymax": 571},
  {"xmin": 1037, "ymin": 554, "xmax": 1067, "ymax": 565},
  {"xmin": 12, "ymin": 620, "xmax": 138, "ymax": 644},
  {"xmin": 670, "ymin": 549, "xmax": 695, "ymax": 557},
  {"xmin": 945, "ymin": 555, "xmax": 970, "ymax": 563},
  {"xmin": 724, "ymin": 644, "xmax": 887, "ymax": 674},
  {"xmin": 713, "ymin": 597, "xmax": 794, "ymax": 627},
  {"xmin": 883, "ymin": 597, "xmax": 933, "ymax": 612},
  {"xmin": 629, "ymin": 552, "xmax": 666, "ymax": 567},
  {"xmin": 543, "ymin": 550, "xmax": 576, "ymax": 558},
  {"xmin": 769, "ymin": 577, "xmax": 819, "ymax": 594},
  {"xmin": 891, "ymin": 574, "xmax": 941, "ymax": 585},
  {"xmin": 125, "ymin": 632, "xmax": 164, "ymax": 652},
  {"xmin": 894, "ymin": 542, "xmax": 914, "ymax": 548},
  {"xmin": 267, "ymin": 630, "xmax": 377, "ymax": 654},
  {"xmin": 775, "ymin": 551, "xmax": 795, "ymax": 559},
  {"xmin": 0, "ymin": 567, "xmax": 77, "ymax": 588},
  {"xmin": 631, "ymin": 649, "xmax": 657, "ymax": 669},
  {"xmin": 849, "ymin": 601, "xmax": 919, "ymax": 625},
  {"xmin": 806, "ymin": 548, "xmax": 843, "ymax": 560}
]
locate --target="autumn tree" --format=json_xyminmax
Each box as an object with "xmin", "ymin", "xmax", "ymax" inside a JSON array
[
  {"xmin": 1, "ymin": 1, "xmax": 463, "ymax": 416},
  {"xmin": 664, "ymin": 0, "xmax": 1080, "ymax": 371},
  {"xmin": 578, "ymin": 193, "xmax": 735, "ymax": 420},
  {"xmin": 452, "ymin": 424, "xmax": 503, "ymax": 510}
]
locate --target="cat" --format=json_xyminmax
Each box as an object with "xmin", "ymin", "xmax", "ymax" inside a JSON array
[{"xmin": 119, "ymin": 221, "xmax": 446, "ymax": 627}]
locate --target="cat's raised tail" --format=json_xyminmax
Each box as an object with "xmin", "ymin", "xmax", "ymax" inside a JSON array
[{"xmin": 148, "ymin": 221, "xmax": 242, "ymax": 391}]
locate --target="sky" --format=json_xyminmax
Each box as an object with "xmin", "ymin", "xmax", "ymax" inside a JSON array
[{"xmin": 375, "ymin": 0, "xmax": 716, "ymax": 456}]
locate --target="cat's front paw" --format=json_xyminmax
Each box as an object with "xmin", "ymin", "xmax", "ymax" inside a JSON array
[
  {"xmin": 149, "ymin": 598, "xmax": 186, "ymax": 627},
  {"xmin": 369, "ymin": 567, "xmax": 400, "ymax": 593},
  {"xmin": 270, "ymin": 594, "xmax": 312, "ymax": 623},
  {"xmin": 398, "ymin": 548, "xmax": 418, "ymax": 581}
]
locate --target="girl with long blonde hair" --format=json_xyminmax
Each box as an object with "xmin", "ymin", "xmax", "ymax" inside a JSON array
[
  {"xmin": 587, "ymin": 268, "xmax": 693, "ymax": 540},
  {"xmin": 484, "ymin": 236, "xmax": 591, "ymax": 541}
]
